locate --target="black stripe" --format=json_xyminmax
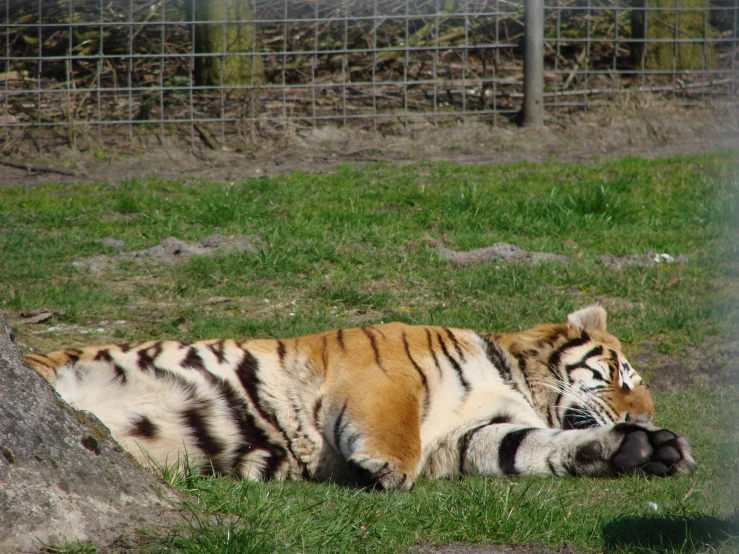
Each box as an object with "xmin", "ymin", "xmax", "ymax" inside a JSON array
[
  {"xmin": 65, "ymin": 348, "xmax": 83, "ymax": 365},
  {"xmin": 567, "ymin": 345, "xmax": 604, "ymax": 370},
  {"xmin": 337, "ymin": 329, "xmax": 345, "ymax": 351},
  {"xmin": 548, "ymin": 333, "xmax": 591, "ymax": 373},
  {"xmin": 518, "ymin": 356, "xmax": 528, "ymax": 373},
  {"xmin": 362, "ymin": 327, "xmax": 387, "ymax": 373},
  {"xmin": 137, "ymin": 342, "xmax": 163, "ymax": 373},
  {"xmin": 457, "ymin": 414, "xmax": 513, "ymax": 475},
  {"xmin": 489, "ymin": 414, "xmax": 513, "ymax": 425},
  {"xmin": 148, "ymin": 364, "xmax": 198, "ymax": 399},
  {"xmin": 608, "ymin": 349, "xmax": 625, "ymax": 386},
  {"xmin": 484, "ymin": 337, "xmax": 515, "ymax": 383},
  {"xmin": 437, "ymin": 331, "xmax": 469, "ymax": 392},
  {"xmin": 549, "ymin": 334, "xmax": 593, "ymax": 416},
  {"xmin": 93, "ymin": 350, "xmax": 125, "ymax": 383},
  {"xmin": 277, "ymin": 341, "xmax": 286, "ymax": 365},
  {"xmin": 458, "ymin": 426, "xmax": 485, "ymax": 475},
  {"xmin": 333, "ymin": 402, "xmax": 348, "ymax": 451},
  {"xmin": 181, "ymin": 402, "xmax": 225, "ymax": 474},
  {"xmin": 235, "ymin": 350, "xmax": 290, "ymax": 479},
  {"xmin": 118, "ymin": 342, "xmax": 135, "ymax": 353},
  {"xmin": 94, "ymin": 349, "xmax": 112, "ymax": 363},
  {"xmin": 565, "ymin": 362, "xmax": 606, "ymax": 382},
  {"xmin": 112, "ymin": 363, "xmax": 127, "ymax": 384},
  {"xmin": 207, "ymin": 340, "xmax": 227, "ymax": 364},
  {"xmin": 322, "ymin": 335, "xmax": 329, "ymax": 369},
  {"xmin": 426, "ymin": 329, "xmax": 443, "ymax": 378},
  {"xmin": 129, "ymin": 414, "xmax": 158, "ymax": 439},
  {"xmin": 288, "ymin": 398, "xmax": 304, "ymax": 433},
  {"xmin": 403, "ymin": 331, "xmax": 430, "ymax": 422},
  {"xmin": 547, "ymin": 457, "xmax": 558, "ymax": 476},
  {"xmin": 484, "ymin": 336, "xmax": 534, "ymax": 409},
  {"xmin": 205, "ymin": 371, "xmax": 280, "ymax": 477},
  {"xmin": 232, "ymin": 349, "xmax": 311, "ymax": 477},
  {"xmin": 444, "ymin": 327, "xmax": 465, "ymax": 362},
  {"xmin": 183, "ymin": 347, "xmax": 206, "ymax": 371},
  {"xmin": 513, "ymin": 355, "xmax": 536, "ymax": 406},
  {"xmin": 498, "ymin": 428, "xmax": 535, "ymax": 475},
  {"xmin": 313, "ymin": 397, "xmax": 323, "ymax": 427},
  {"xmin": 232, "ymin": 443, "xmax": 254, "ymax": 469}
]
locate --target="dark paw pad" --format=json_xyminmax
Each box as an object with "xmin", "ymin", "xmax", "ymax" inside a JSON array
[
  {"xmin": 575, "ymin": 440, "xmax": 603, "ymax": 463},
  {"xmin": 612, "ymin": 430, "xmax": 653, "ymax": 473},
  {"xmin": 612, "ymin": 425, "xmax": 693, "ymax": 476}
]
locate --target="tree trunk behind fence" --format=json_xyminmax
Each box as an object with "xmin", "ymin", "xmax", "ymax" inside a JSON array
[
  {"xmin": 188, "ymin": 0, "xmax": 265, "ymax": 89},
  {"xmin": 631, "ymin": 0, "xmax": 717, "ymax": 70}
]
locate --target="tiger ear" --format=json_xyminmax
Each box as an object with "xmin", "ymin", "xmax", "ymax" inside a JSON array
[{"xmin": 567, "ymin": 305, "xmax": 607, "ymax": 332}]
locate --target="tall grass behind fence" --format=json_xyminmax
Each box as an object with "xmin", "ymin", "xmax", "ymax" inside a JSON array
[{"xmin": 1, "ymin": 0, "xmax": 737, "ymax": 148}]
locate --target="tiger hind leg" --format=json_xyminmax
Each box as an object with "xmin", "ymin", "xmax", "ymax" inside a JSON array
[{"xmin": 324, "ymin": 392, "xmax": 422, "ymax": 491}]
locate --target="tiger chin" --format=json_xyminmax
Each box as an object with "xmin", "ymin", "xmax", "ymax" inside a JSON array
[{"xmin": 24, "ymin": 305, "xmax": 695, "ymax": 491}]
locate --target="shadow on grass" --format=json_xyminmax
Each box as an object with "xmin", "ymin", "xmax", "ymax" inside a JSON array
[{"xmin": 603, "ymin": 514, "xmax": 739, "ymax": 553}]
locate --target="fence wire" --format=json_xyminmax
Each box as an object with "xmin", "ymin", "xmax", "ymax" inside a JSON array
[{"xmin": 1, "ymin": 0, "xmax": 737, "ymax": 147}]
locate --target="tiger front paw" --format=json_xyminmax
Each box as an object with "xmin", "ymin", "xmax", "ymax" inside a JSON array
[{"xmin": 609, "ymin": 424, "xmax": 696, "ymax": 476}]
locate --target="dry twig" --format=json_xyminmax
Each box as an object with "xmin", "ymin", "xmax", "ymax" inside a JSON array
[{"xmin": 0, "ymin": 158, "xmax": 77, "ymax": 176}]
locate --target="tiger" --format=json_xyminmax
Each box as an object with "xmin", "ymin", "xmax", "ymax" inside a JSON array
[{"xmin": 23, "ymin": 305, "xmax": 695, "ymax": 490}]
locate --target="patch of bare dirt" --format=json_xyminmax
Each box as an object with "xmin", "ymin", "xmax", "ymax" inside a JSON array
[
  {"xmin": 629, "ymin": 335, "xmax": 739, "ymax": 390},
  {"xmin": 73, "ymin": 234, "xmax": 265, "ymax": 272},
  {"xmin": 428, "ymin": 239, "xmax": 567, "ymax": 267},
  {"xmin": 598, "ymin": 251, "xmax": 689, "ymax": 270},
  {"xmin": 562, "ymin": 286, "xmax": 644, "ymax": 313},
  {"xmin": 0, "ymin": 102, "xmax": 736, "ymax": 187}
]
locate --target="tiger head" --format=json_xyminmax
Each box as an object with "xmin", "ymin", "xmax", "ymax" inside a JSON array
[{"xmin": 501, "ymin": 305, "xmax": 654, "ymax": 430}]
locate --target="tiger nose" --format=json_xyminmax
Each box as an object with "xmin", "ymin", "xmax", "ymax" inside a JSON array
[{"xmin": 625, "ymin": 412, "xmax": 652, "ymax": 424}]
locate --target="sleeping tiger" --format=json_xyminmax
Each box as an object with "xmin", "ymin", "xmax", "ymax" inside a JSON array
[{"xmin": 24, "ymin": 305, "xmax": 695, "ymax": 490}]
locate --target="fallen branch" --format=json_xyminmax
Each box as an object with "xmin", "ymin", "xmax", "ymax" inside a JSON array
[
  {"xmin": 0, "ymin": 158, "xmax": 77, "ymax": 176},
  {"xmin": 340, "ymin": 147, "xmax": 387, "ymax": 156},
  {"xmin": 193, "ymin": 122, "xmax": 220, "ymax": 150},
  {"xmin": 500, "ymin": 77, "xmax": 735, "ymax": 99}
]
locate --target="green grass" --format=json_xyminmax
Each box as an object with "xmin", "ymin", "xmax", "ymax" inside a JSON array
[
  {"xmin": 3, "ymin": 152, "xmax": 737, "ymax": 553},
  {"xmin": 2, "ymin": 153, "xmax": 737, "ymax": 354}
]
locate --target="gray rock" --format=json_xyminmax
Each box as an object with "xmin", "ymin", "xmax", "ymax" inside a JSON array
[{"xmin": 0, "ymin": 312, "xmax": 181, "ymax": 552}]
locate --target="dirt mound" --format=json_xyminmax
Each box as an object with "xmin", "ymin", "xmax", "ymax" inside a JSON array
[
  {"xmin": 73, "ymin": 234, "xmax": 265, "ymax": 272},
  {"xmin": 429, "ymin": 240, "xmax": 567, "ymax": 267}
]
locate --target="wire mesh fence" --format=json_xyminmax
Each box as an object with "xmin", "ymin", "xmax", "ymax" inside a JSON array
[{"xmin": 2, "ymin": 0, "xmax": 737, "ymax": 147}]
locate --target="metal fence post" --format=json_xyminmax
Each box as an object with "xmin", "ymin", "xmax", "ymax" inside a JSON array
[{"xmin": 523, "ymin": 0, "xmax": 545, "ymax": 127}]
